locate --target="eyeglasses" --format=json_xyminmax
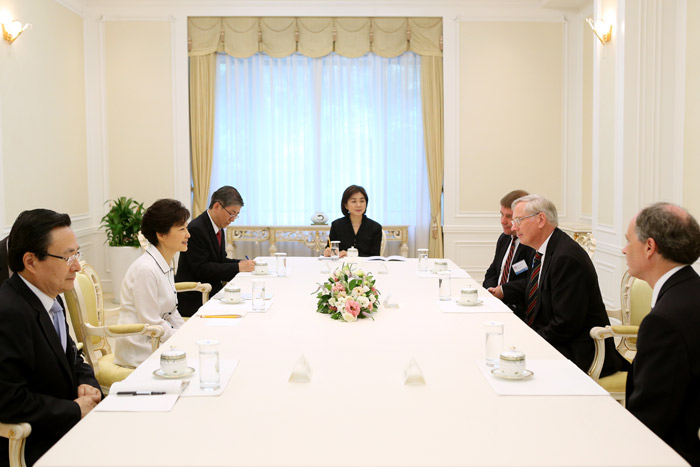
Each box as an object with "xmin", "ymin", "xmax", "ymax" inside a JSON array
[
  {"xmin": 45, "ymin": 251, "xmax": 83, "ymax": 267},
  {"xmin": 221, "ymin": 205, "xmax": 240, "ymax": 220},
  {"xmin": 511, "ymin": 212, "xmax": 541, "ymax": 225}
]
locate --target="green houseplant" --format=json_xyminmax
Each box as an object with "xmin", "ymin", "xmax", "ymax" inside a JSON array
[
  {"xmin": 100, "ymin": 197, "xmax": 145, "ymax": 303},
  {"xmin": 100, "ymin": 197, "xmax": 144, "ymax": 247}
]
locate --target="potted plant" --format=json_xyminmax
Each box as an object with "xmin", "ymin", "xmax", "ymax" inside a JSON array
[{"xmin": 100, "ymin": 197, "xmax": 145, "ymax": 303}]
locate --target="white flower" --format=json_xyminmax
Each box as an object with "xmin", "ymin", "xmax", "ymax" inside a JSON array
[
  {"xmin": 342, "ymin": 311, "xmax": 357, "ymax": 322},
  {"xmin": 352, "ymin": 287, "xmax": 364, "ymax": 298},
  {"xmin": 336, "ymin": 297, "xmax": 346, "ymax": 309},
  {"xmin": 362, "ymin": 285, "xmax": 370, "ymax": 294},
  {"xmin": 329, "ymin": 297, "xmax": 336, "ymax": 307},
  {"xmin": 355, "ymin": 269, "xmax": 365, "ymax": 277},
  {"xmin": 357, "ymin": 296, "xmax": 370, "ymax": 308},
  {"xmin": 369, "ymin": 295, "xmax": 376, "ymax": 303}
]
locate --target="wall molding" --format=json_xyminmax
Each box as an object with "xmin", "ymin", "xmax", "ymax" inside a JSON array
[{"xmin": 55, "ymin": 0, "xmax": 87, "ymax": 17}]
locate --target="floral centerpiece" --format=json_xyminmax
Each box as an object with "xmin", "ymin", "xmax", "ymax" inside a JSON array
[{"xmin": 315, "ymin": 263, "xmax": 380, "ymax": 322}]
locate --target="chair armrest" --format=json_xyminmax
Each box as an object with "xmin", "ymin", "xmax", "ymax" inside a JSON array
[
  {"xmin": 85, "ymin": 323, "xmax": 165, "ymax": 352},
  {"xmin": 588, "ymin": 325, "xmax": 639, "ymax": 380},
  {"xmin": 175, "ymin": 282, "xmax": 212, "ymax": 305},
  {"xmin": 0, "ymin": 422, "xmax": 31, "ymax": 467}
]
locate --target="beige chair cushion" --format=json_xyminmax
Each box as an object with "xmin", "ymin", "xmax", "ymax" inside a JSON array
[
  {"xmin": 96, "ymin": 353, "xmax": 134, "ymax": 389},
  {"xmin": 597, "ymin": 371, "xmax": 627, "ymax": 393}
]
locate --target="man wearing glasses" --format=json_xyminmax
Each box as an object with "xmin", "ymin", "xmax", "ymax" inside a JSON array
[
  {"xmin": 510, "ymin": 194, "xmax": 625, "ymax": 376},
  {"xmin": 0, "ymin": 209, "xmax": 102, "ymax": 466},
  {"xmin": 176, "ymin": 185, "xmax": 255, "ymax": 316}
]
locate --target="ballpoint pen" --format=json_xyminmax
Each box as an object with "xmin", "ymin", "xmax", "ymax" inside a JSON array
[
  {"xmin": 116, "ymin": 391, "xmax": 166, "ymax": 396},
  {"xmin": 245, "ymin": 255, "xmax": 250, "ymax": 260}
]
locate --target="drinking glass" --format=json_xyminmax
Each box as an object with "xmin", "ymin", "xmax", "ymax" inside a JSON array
[
  {"xmin": 483, "ymin": 321, "xmax": 504, "ymax": 367},
  {"xmin": 275, "ymin": 252, "xmax": 287, "ymax": 277},
  {"xmin": 197, "ymin": 339, "xmax": 220, "ymax": 391},
  {"xmin": 437, "ymin": 270, "xmax": 451, "ymax": 301},
  {"xmin": 417, "ymin": 249, "xmax": 429, "ymax": 272},
  {"xmin": 252, "ymin": 279, "xmax": 266, "ymax": 311},
  {"xmin": 330, "ymin": 241, "xmax": 340, "ymax": 260}
]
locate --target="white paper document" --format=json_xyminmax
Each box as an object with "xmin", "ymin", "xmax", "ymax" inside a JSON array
[
  {"xmin": 416, "ymin": 268, "xmax": 470, "ymax": 279},
  {"xmin": 437, "ymin": 298, "xmax": 511, "ymax": 314},
  {"xmin": 476, "ymin": 359, "xmax": 609, "ymax": 396},
  {"xmin": 95, "ymin": 380, "xmax": 185, "ymax": 412}
]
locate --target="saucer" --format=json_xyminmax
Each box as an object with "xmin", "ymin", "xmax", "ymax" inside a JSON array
[
  {"xmin": 153, "ymin": 367, "xmax": 195, "ymax": 379},
  {"xmin": 456, "ymin": 299, "xmax": 483, "ymax": 307},
  {"xmin": 253, "ymin": 270, "xmax": 270, "ymax": 276},
  {"xmin": 491, "ymin": 368, "xmax": 533, "ymax": 380},
  {"xmin": 219, "ymin": 297, "xmax": 244, "ymax": 305},
  {"xmin": 430, "ymin": 268, "xmax": 450, "ymax": 274}
]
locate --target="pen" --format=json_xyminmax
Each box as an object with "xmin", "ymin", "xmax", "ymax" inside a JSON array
[
  {"xmin": 116, "ymin": 391, "xmax": 166, "ymax": 396},
  {"xmin": 245, "ymin": 255, "xmax": 250, "ymax": 260},
  {"xmin": 199, "ymin": 314, "xmax": 242, "ymax": 319}
]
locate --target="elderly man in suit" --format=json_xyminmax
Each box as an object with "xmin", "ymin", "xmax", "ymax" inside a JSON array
[
  {"xmin": 175, "ymin": 186, "xmax": 256, "ymax": 316},
  {"xmin": 510, "ymin": 194, "xmax": 623, "ymax": 376},
  {"xmin": 484, "ymin": 189, "xmax": 536, "ymax": 317},
  {"xmin": 0, "ymin": 209, "xmax": 102, "ymax": 466},
  {"xmin": 623, "ymin": 202, "xmax": 700, "ymax": 465}
]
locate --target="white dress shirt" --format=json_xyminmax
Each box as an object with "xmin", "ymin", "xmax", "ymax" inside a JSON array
[{"xmin": 114, "ymin": 244, "xmax": 184, "ymax": 368}]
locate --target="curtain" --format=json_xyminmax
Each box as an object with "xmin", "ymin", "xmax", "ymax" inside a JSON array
[{"xmin": 209, "ymin": 51, "xmax": 429, "ymax": 257}]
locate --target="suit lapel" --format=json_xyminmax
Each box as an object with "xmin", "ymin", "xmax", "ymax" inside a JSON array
[
  {"xmin": 656, "ymin": 266, "xmax": 695, "ymax": 304},
  {"xmin": 529, "ymin": 228, "xmax": 561, "ymax": 323},
  {"xmin": 10, "ymin": 275, "xmax": 73, "ymax": 381}
]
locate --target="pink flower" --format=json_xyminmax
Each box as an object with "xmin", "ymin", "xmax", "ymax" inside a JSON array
[
  {"xmin": 368, "ymin": 302, "xmax": 373, "ymax": 311},
  {"xmin": 332, "ymin": 283, "xmax": 345, "ymax": 292},
  {"xmin": 344, "ymin": 299, "xmax": 361, "ymax": 317}
]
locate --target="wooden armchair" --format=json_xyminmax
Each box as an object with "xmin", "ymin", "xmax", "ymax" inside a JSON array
[
  {"xmin": 0, "ymin": 422, "xmax": 31, "ymax": 467},
  {"xmin": 64, "ymin": 262, "xmax": 164, "ymax": 394}
]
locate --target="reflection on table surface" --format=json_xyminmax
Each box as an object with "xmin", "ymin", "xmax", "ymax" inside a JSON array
[{"xmin": 37, "ymin": 257, "xmax": 686, "ymax": 467}]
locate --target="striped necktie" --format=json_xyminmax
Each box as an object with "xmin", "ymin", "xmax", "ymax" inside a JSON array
[
  {"xmin": 525, "ymin": 252, "xmax": 543, "ymax": 326},
  {"xmin": 49, "ymin": 299, "xmax": 67, "ymax": 351},
  {"xmin": 499, "ymin": 237, "xmax": 517, "ymax": 285}
]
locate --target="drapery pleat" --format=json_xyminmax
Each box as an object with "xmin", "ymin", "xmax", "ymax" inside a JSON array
[
  {"xmin": 187, "ymin": 17, "xmax": 443, "ymax": 252},
  {"xmin": 189, "ymin": 17, "xmax": 443, "ymax": 58},
  {"xmin": 420, "ymin": 56, "xmax": 444, "ymax": 258},
  {"xmin": 188, "ymin": 54, "xmax": 217, "ymax": 217}
]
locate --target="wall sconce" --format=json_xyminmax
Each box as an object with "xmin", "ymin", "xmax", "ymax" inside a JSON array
[
  {"xmin": 586, "ymin": 17, "xmax": 612, "ymax": 45},
  {"xmin": 0, "ymin": 11, "xmax": 31, "ymax": 44}
]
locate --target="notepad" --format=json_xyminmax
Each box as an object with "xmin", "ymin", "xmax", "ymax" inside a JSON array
[{"xmin": 366, "ymin": 255, "xmax": 406, "ymax": 261}]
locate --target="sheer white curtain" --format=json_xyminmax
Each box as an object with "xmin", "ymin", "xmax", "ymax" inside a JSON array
[{"xmin": 210, "ymin": 51, "xmax": 429, "ymax": 257}]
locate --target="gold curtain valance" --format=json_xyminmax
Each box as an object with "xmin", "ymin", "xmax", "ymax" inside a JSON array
[{"xmin": 188, "ymin": 17, "xmax": 442, "ymax": 58}]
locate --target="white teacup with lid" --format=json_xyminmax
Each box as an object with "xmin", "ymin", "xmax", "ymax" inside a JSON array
[
  {"xmin": 254, "ymin": 261, "xmax": 268, "ymax": 275},
  {"xmin": 433, "ymin": 259, "xmax": 448, "ymax": 271},
  {"xmin": 346, "ymin": 247, "xmax": 359, "ymax": 258},
  {"xmin": 461, "ymin": 287, "xmax": 478, "ymax": 305},
  {"xmin": 499, "ymin": 347, "xmax": 526, "ymax": 378},
  {"xmin": 223, "ymin": 285, "xmax": 241, "ymax": 303},
  {"xmin": 160, "ymin": 347, "xmax": 187, "ymax": 376}
]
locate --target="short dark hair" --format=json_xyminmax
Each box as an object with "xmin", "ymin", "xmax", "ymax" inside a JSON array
[
  {"xmin": 340, "ymin": 185, "xmax": 369, "ymax": 217},
  {"xmin": 500, "ymin": 190, "xmax": 529, "ymax": 209},
  {"xmin": 141, "ymin": 199, "xmax": 190, "ymax": 246},
  {"xmin": 635, "ymin": 202, "xmax": 700, "ymax": 265},
  {"xmin": 8, "ymin": 209, "xmax": 72, "ymax": 273},
  {"xmin": 209, "ymin": 186, "xmax": 244, "ymax": 209}
]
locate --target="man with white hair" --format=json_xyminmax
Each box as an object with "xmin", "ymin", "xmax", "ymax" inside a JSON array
[
  {"xmin": 623, "ymin": 202, "xmax": 700, "ymax": 465},
  {"xmin": 510, "ymin": 194, "xmax": 624, "ymax": 376}
]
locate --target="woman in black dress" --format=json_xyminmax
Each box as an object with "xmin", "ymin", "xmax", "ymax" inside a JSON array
[{"xmin": 324, "ymin": 185, "xmax": 382, "ymax": 257}]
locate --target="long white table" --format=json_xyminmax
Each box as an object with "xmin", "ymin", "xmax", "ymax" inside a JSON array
[{"xmin": 37, "ymin": 257, "xmax": 686, "ymax": 466}]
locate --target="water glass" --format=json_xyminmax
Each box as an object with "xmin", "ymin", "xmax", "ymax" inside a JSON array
[
  {"xmin": 330, "ymin": 241, "xmax": 340, "ymax": 260},
  {"xmin": 437, "ymin": 270, "xmax": 451, "ymax": 301},
  {"xmin": 483, "ymin": 321, "xmax": 504, "ymax": 367},
  {"xmin": 252, "ymin": 279, "xmax": 266, "ymax": 311},
  {"xmin": 275, "ymin": 252, "xmax": 287, "ymax": 277},
  {"xmin": 417, "ymin": 249, "xmax": 429, "ymax": 271},
  {"xmin": 197, "ymin": 339, "xmax": 220, "ymax": 391}
]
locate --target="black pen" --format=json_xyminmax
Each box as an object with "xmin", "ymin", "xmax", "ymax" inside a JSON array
[{"xmin": 116, "ymin": 391, "xmax": 166, "ymax": 396}]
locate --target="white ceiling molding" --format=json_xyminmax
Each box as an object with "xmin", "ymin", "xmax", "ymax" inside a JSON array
[{"xmin": 54, "ymin": 0, "xmax": 87, "ymax": 17}]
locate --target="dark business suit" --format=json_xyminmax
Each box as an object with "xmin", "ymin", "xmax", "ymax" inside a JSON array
[
  {"xmin": 0, "ymin": 237, "xmax": 9, "ymax": 287},
  {"xmin": 329, "ymin": 215, "xmax": 382, "ymax": 257},
  {"xmin": 0, "ymin": 274, "xmax": 100, "ymax": 467},
  {"xmin": 528, "ymin": 228, "xmax": 623, "ymax": 376},
  {"xmin": 483, "ymin": 233, "xmax": 535, "ymax": 317},
  {"xmin": 626, "ymin": 266, "xmax": 700, "ymax": 465},
  {"xmin": 176, "ymin": 211, "xmax": 241, "ymax": 317}
]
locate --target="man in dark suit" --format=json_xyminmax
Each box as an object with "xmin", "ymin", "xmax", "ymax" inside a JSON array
[
  {"xmin": 0, "ymin": 209, "xmax": 102, "ymax": 466},
  {"xmin": 623, "ymin": 202, "xmax": 700, "ymax": 465},
  {"xmin": 510, "ymin": 194, "xmax": 623, "ymax": 376},
  {"xmin": 176, "ymin": 186, "xmax": 255, "ymax": 316},
  {"xmin": 484, "ymin": 190, "xmax": 535, "ymax": 317},
  {"xmin": 0, "ymin": 236, "xmax": 9, "ymax": 286}
]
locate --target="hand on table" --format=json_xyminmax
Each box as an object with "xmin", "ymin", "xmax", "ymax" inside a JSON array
[
  {"xmin": 75, "ymin": 384, "xmax": 101, "ymax": 418},
  {"xmin": 238, "ymin": 259, "xmax": 256, "ymax": 272},
  {"xmin": 487, "ymin": 286, "xmax": 504, "ymax": 300}
]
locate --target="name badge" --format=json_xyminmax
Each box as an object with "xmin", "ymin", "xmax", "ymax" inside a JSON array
[{"xmin": 512, "ymin": 260, "xmax": 528, "ymax": 275}]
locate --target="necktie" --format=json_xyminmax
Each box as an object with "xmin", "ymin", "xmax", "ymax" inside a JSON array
[
  {"xmin": 525, "ymin": 252, "xmax": 543, "ymax": 326},
  {"xmin": 49, "ymin": 299, "xmax": 67, "ymax": 351},
  {"xmin": 499, "ymin": 238, "xmax": 517, "ymax": 285},
  {"xmin": 216, "ymin": 229, "xmax": 222, "ymax": 248}
]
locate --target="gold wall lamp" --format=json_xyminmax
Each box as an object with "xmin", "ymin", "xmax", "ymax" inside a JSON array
[
  {"xmin": 0, "ymin": 11, "xmax": 31, "ymax": 44},
  {"xmin": 586, "ymin": 17, "xmax": 612, "ymax": 45}
]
